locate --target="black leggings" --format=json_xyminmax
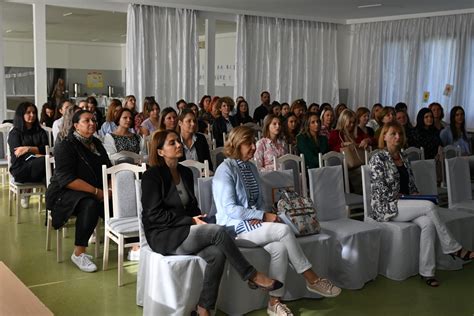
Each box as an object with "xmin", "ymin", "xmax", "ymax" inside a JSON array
[{"xmin": 72, "ymin": 197, "xmax": 103, "ymax": 247}]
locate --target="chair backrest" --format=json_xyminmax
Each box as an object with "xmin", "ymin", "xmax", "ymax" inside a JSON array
[
  {"xmin": 410, "ymin": 159, "xmax": 437, "ymax": 195},
  {"xmin": 308, "ymin": 165, "xmax": 347, "ymax": 221},
  {"xmin": 443, "ymin": 145, "xmax": 461, "ymax": 159},
  {"xmin": 211, "ymin": 147, "xmax": 225, "ymax": 170},
  {"xmin": 319, "ymin": 151, "xmax": 350, "ymax": 194},
  {"xmin": 273, "ymin": 153, "xmax": 307, "ymax": 197},
  {"xmin": 0, "ymin": 123, "xmax": 13, "ymax": 159},
  {"xmin": 134, "ymin": 179, "xmax": 148, "ymax": 248},
  {"xmin": 197, "ymin": 177, "xmax": 216, "ymax": 217},
  {"xmin": 445, "ymin": 157, "xmax": 472, "ymax": 207},
  {"xmin": 361, "ymin": 165, "xmax": 371, "ymax": 220},
  {"xmin": 41, "ymin": 124, "xmax": 53, "ymax": 147},
  {"xmin": 403, "ymin": 146, "xmax": 425, "ymax": 161},
  {"xmin": 365, "ymin": 149, "xmax": 377, "ymax": 165},
  {"xmin": 45, "ymin": 154, "xmax": 55, "ymax": 188},
  {"xmin": 110, "ymin": 151, "xmax": 143, "ymax": 165},
  {"xmin": 179, "ymin": 160, "xmax": 210, "ymax": 178},
  {"xmin": 102, "ymin": 163, "xmax": 147, "ymax": 222},
  {"xmin": 260, "ymin": 169, "xmax": 294, "ymax": 211}
]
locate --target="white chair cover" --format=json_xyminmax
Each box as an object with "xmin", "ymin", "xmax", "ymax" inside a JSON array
[
  {"xmin": 135, "ymin": 180, "xmax": 207, "ymax": 315},
  {"xmin": 411, "ymin": 160, "xmax": 474, "ymax": 270},
  {"xmin": 308, "ymin": 166, "xmax": 381, "ymax": 289},
  {"xmin": 197, "ymin": 177, "xmax": 216, "ymax": 217},
  {"xmin": 260, "ymin": 169, "xmax": 294, "ymax": 211},
  {"xmin": 446, "ymin": 157, "xmax": 474, "ymax": 213},
  {"xmin": 361, "ymin": 165, "xmax": 420, "ymax": 280}
]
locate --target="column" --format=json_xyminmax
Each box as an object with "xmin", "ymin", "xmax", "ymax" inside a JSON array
[
  {"xmin": 33, "ymin": 2, "xmax": 47, "ymax": 106},
  {"xmin": 205, "ymin": 18, "xmax": 215, "ymax": 96},
  {"xmin": 0, "ymin": 3, "xmax": 6, "ymax": 122}
]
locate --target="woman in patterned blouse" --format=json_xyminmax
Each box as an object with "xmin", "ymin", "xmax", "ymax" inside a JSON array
[
  {"xmin": 254, "ymin": 114, "xmax": 287, "ymax": 171},
  {"xmin": 103, "ymin": 108, "xmax": 144, "ymax": 156},
  {"xmin": 369, "ymin": 121, "xmax": 474, "ymax": 287}
]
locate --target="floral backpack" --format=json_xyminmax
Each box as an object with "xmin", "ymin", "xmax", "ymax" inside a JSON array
[{"xmin": 276, "ymin": 189, "xmax": 321, "ymax": 236}]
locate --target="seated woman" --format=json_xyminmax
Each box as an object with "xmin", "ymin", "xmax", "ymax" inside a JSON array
[
  {"xmin": 213, "ymin": 126, "xmax": 341, "ymax": 316},
  {"xmin": 178, "ymin": 109, "xmax": 213, "ymax": 171},
  {"xmin": 86, "ymin": 96, "xmax": 104, "ymax": 128},
  {"xmin": 123, "ymin": 95, "xmax": 137, "ymax": 130},
  {"xmin": 282, "ymin": 113, "xmax": 299, "ymax": 152},
  {"xmin": 141, "ymin": 129, "xmax": 281, "ymax": 316},
  {"xmin": 328, "ymin": 109, "xmax": 367, "ymax": 194},
  {"xmin": 212, "ymin": 97, "xmax": 237, "ymax": 148},
  {"xmin": 254, "ymin": 114, "xmax": 287, "ymax": 171},
  {"xmin": 290, "ymin": 99, "xmax": 306, "ymax": 120},
  {"xmin": 99, "ymin": 99, "xmax": 122, "ymax": 137},
  {"xmin": 233, "ymin": 100, "xmax": 254, "ymax": 125},
  {"xmin": 8, "ymin": 102, "xmax": 49, "ymax": 207},
  {"xmin": 396, "ymin": 109, "xmax": 413, "ymax": 149},
  {"xmin": 140, "ymin": 101, "xmax": 161, "ymax": 136},
  {"xmin": 367, "ymin": 103, "xmax": 383, "ymax": 131},
  {"xmin": 104, "ymin": 108, "xmax": 145, "ymax": 159},
  {"xmin": 440, "ymin": 106, "xmax": 471, "ymax": 156},
  {"xmin": 355, "ymin": 107, "xmax": 376, "ymax": 150},
  {"xmin": 408, "ymin": 108, "xmax": 441, "ymax": 160},
  {"xmin": 40, "ymin": 102, "xmax": 55, "ymax": 128},
  {"xmin": 157, "ymin": 107, "xmax": 178, "ymax": 132},
  {"xmin": 135, "ymin": 97, "xmax": 154, "ymax": 135},
  {"xmin": 296, "ymin": 112, "xmax": 329, "ymax": 169},
  {"xmin": 369, "ymin": 121, "xmax": 474, "ymax": 286},
  {"xmin": 55, "ymin": 104, "xmax": 81, "ymax": 145},
  {"xmin": 319, "ymin": 107, "xmax": 334, "ymax": 138},
  {"xmin": 429, "ymin": 102, "xmax": 447, "ymax": 132},
  {"xmin": 46, "ymin": 110, "xmax": 112, "ymax": 272},
  {"xmin": 52, "ymin": 100, "xmax": 74, "ymax": 141}
]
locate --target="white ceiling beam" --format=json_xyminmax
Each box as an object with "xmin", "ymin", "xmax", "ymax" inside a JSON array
[{"xmin": 33, "ymin": 1, "xmax": 48, "ymax": 106}]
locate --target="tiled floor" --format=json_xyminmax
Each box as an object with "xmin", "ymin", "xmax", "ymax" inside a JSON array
[{"xmin": 1, "ymin": 187, "xmax": 473, "ymax": 315}]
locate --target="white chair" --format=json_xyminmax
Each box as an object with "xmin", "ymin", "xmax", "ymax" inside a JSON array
[
  {"xmin": 211, "ymin": 147, "xmax": 225, "ymax": 170},
  {"xmin": 0, "ymin": 123, "xmax": 13, "ymax": 186},
  {"xmin": 41, "ymin": 124, "xmax": 54, "ymax": 147},
  {"xmin": 308, "ymin": 165, "xmax": 381, "ymax": 289},
  {"xmin": 445, "ymin": 157, "xmax": 474, "ymax": 214},
  {"xmin": 7, "ymin": 143, "xmax": 46, "ymax": 223},
  {"xmin": 441, "ymin": 145, "xmax": 461, "ymax": 189},
  {"xmin": 44, "ymin": 153, "xmax": 100, "ymax": 262},
  {"xmin": 109, "ymin": 151, "xmax": 144, "ymax": 165},
  {"xmin": 361, "ymin": 165, "xmax": 421, "ymax": 280},
  {"xmin": 403, "ymin": 146, "xmax": 425, "ymax": 161},
  {"xmin": 273, "ymin": 153, "xmax": 307, "ymax": 197},
  {"xmin": 365, "ymin": 148, "xmax": 377, "ymax": 165},
  {"xmin": 102, "ymin": 162, "xmax": 147, "ymax": 286},
  {"xmin": 135, "ymin": 180, "xmax": 207, "ymax": 315},
  {"xmin": 411, "ymin": 159, "xmax": 474, "ymax": 270},
  {"xmin": 260, "ymin": 169, "xmax": 294, "ymax": 210},
  {"xmin": 319, "ymin": 151, "xmax": 364, "ymax": 216},
  {"xmin": 179, "ymin": 159, "xmax": 210, "ymax": 205}
]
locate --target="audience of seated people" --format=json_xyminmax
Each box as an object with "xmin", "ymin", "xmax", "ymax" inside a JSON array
[{"xmin": 7, "ymin": 91, "xmax": 474, "ymax": 314}]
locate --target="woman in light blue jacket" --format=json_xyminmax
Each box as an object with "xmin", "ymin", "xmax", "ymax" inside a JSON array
[{"xmin": 213, "ymin": 126, "xmax": 341, "ymax": 316}]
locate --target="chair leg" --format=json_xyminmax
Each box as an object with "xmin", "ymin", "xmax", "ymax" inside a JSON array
[
  {"xmin": 8, "ymin": 189, "xmax": 12, "ymax": 216},
  {"xmin": 46, "ymin": 212, "xmax": 52, "ymax": 251},
  {"xmin": 94, "ymin": 226, "xmax": 100, "ymax": 259},
  {"xmin": 102, "ymin": 231, "xmax": 110, "ymax": 271},
  {"xmin": 16, "ymin": 192, "xmax": 21, "ymax": 224},
  {"xmin": 118, "ymin": 235, "xmax": 124, "ymax": 287},
  {"xmin": 57, "ymin": 228, "xmax": 63, "ymax": 263}
]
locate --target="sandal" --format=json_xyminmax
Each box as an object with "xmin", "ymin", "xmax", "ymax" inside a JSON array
[
  {"xmin": 450, "ymin": 249, "xmax": 474, "ymax": 261},
  {"xmin": 421, "ymin": 276, "xmax": 440, "ymax": 287}
]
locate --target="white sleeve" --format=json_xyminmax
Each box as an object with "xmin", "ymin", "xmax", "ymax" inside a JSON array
[{"xmin": 103, "ymin": 134, "xmax": 117, "ymax": 154}]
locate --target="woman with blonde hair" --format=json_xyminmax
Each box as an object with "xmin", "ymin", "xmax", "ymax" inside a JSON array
[
  {"xmin": 214, "ymin": 126, "xmax": 341, "ymax": 315},
  {"xmin": 254, "ymin": 114, "xmax": 287, "ymax": 171},
  {"xmin": 142, "ymin": 129, "xmax": 282, "ymax": 316},
  {"xmin": 297, "ymin": 112, "xmax": 329, "ymax": 169}
]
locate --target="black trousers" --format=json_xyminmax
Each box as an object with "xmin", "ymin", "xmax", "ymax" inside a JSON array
[
  {"xmin": 12, "ymin": 156, "xmax": 46, "ymax": 183},
  {"xmin": 72, "ymin": 197, "xmax": 103, "ymax": 247}
]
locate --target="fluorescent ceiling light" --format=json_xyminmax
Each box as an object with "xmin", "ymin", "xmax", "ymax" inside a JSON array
[
  {"xmin": 63, "ymin": 12, "xmax": 73, "ymax": 17},
  {"xmin": 357, "ymin": 4, "xmax": 382, "ymax": 8},
  {"xmin": 121, "ymin": 34, "xmax": 127, "ymax": 37},
  {"xmin": 5, "ymin": 29, "xmax": 12, "ymax": 33},
  {"xmin": 91, "ymin": 38, "xmax": 100, "ymax": 42}
]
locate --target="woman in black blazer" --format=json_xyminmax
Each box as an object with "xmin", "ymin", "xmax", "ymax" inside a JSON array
[
  {"xmin": 178, "ymin": 109, "xmax": 214, "ymax": 171},
  {"xmin": 141, "ymin": 129, "xmax": 281, "ymax": 316},
  {"xmin": 212, "ymin": 97, "xmax": 237, "ymax": 147},
  {"xmin": 46, "ymin": 110, "xmax": 112, "ymax": 273}
]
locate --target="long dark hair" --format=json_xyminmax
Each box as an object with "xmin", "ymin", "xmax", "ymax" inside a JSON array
[
  {"xmin": 148, "ymin": 130, "xmax": 180, "ymax": 167},
  {"xmin": 416, "ymin": 108, "xmax": 435, "ymax": 131},
  {"xmin": 13, "ymin": 102, "xmax": 41, "ymax": 132},
  {"xmin": 449, "ymin": 106, "xmax": 467, "ymax": 141}
]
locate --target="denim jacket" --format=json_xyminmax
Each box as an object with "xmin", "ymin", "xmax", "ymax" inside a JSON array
[
  {"xmin": 368, "ymin": 149, "xmax": 418, "ymax": 222},
  {"xmin": 213, "ymin": 158, "xmax": 265, "ymax": 227}
]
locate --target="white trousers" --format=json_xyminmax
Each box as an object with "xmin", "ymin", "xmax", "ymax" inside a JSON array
[
  {"xmin": 237, "ymin": 222, "xmax": 312, "ymax": 297},
  {"xmin": 393, "ymin": 200, "xmax": 462, "ymax": 277}
]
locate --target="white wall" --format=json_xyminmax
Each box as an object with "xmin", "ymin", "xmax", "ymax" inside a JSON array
[{"xmin": 4, "ymin": 38, "xmax": 124, "ymax": 70}]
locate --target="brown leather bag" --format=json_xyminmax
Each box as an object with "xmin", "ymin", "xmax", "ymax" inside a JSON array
[{"xmin": 339, "ymin": 133, "xmax": 364, "ymax": 169}]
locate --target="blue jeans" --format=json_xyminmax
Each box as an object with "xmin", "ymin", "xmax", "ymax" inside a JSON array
[{"xmin": 172, "ymin": 224, "xmax": 256, "ymax": 310}]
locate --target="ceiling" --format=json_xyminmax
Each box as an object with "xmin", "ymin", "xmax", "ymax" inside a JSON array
[{"xmin": 2, "ymin": 0, "xmax": 474, "ymax": 43}]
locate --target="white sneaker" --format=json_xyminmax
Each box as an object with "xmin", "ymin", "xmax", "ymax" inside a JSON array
[
  {"xmin": 71, "ymin": 253, "xmax": 97, "ymax": 272},
  {"xmin": 20, "ymin": 196, "xmax": 30, "ymax": 208},
  {"xmin": 127, "ymin": 248, "xmax": 140, "ymax": 261},
  {"xmin": 267, "ymin": 301, "xmax": 294, "ymax": 316},
  {"xmin": 306, "ymin": 278, "xmax": 341, "ymax": 298}
]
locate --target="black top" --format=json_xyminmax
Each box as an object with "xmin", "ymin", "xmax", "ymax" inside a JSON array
[
  {"xmin": 233, "ymin": 113, "xmax": 254, "ymax": 125},
  {"xmin": 141, "ymin": 164, "xmax": 201, "ymax": 254},
  {"xmin": 397, "ymin": 164, "xmax": 410, "ymax": 195},
  {"xmin": 7, "ymin": 127, "xmax": 49, "ymax": 175},
  {"xmin": 253, "ymin": 104, "xmax": 268, "ymax": 124},
  {"xmin": 46, "ymin": 134, "xmax": 111, "ymax": 229},
  {"xmin": 408, "ymin": 128, "xmax": 441, "ymax": 159},
  {"xmin": 178, "ymin": 132, "xmax": 214, "ymax": 171},
  {"xmin": 212, "ymin": 115, "xmax": 237, "ymax": 148}
]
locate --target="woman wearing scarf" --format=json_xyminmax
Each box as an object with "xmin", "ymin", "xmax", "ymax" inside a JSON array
[{"xmin": 408, "ymin": 108, "xmax": 441, "ymax": 160}]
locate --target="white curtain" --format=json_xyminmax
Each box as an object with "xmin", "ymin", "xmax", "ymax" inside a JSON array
[
  {"xmin": 235, "ymin": 15, "xmax": 339, "ymax": 111},
  {"xmin": 126, "ymin": 5, "xmax": 198, "ymax": 111},
  {"xmin": 348, "ymin": 14, "xmax": 474, "ymax": 127}
]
